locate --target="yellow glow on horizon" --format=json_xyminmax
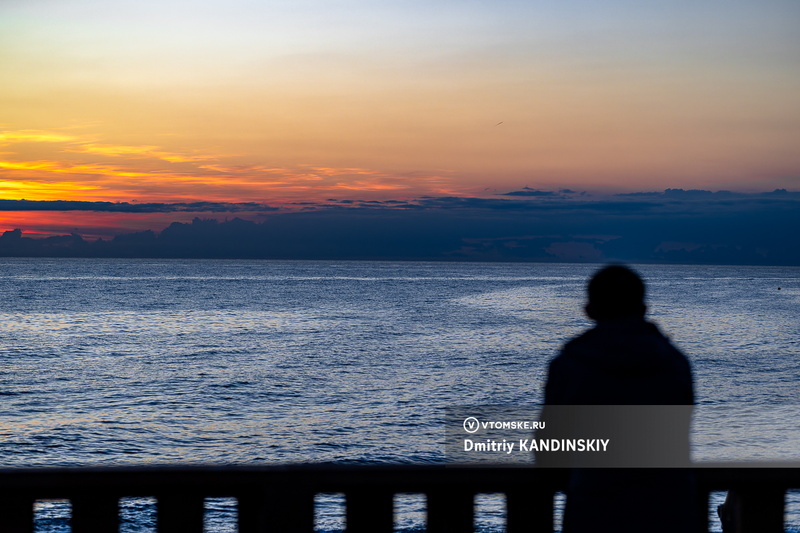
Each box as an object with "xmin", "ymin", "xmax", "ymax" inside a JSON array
[
  {"xmin": 0, "ymin": 180, "xmax": 60, "ymax": 190},
  {"xmin": 0, "ymin": 160, "xmax": 148, "ymax": 178},
  {"xmin": 1, "ymin": 110, "xmax": 797, "ymax": 208},
  {"xmin": 0, "ymin": 179, "xmax": 99, "ymax": 201}
]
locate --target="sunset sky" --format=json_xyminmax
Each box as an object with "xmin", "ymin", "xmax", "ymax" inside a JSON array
[{"xmin": 1, "ymin": 0, "xmax": 799, "ymax": 237}]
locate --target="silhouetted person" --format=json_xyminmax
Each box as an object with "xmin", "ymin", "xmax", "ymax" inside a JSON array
[{"xmin": 540, "ymin": 265, "xmax": 699, "ymax": 533}]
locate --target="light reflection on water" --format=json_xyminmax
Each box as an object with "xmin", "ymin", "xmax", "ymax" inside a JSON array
[{"xmin": 1, "ymin": 259, "xmax": 798, "ymax": 532}]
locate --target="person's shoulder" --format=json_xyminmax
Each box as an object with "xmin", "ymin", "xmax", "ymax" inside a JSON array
[
  {"xmin": 549, "ymin": 328, "xmax": 599, "ymax": 369},
  {"xmin": 643, "ymin": 320, "xmax": 671, "ymax": 339},
  {"xmin": 560, "ymin": 326, "xmax": 601, "ymax": 354},
  {"xmin": 564, "ymin": 326, "xmax": 599, "ymax": 346},
  {"xmin": 643, "ymin": 322, "xmax": 694, "ymax": 378},
  {"xmin": 645, "ymin": 322, "xmax": 689, "ymax": 354}
]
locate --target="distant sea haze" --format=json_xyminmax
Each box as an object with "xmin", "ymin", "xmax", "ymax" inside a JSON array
[
  {"xmin": 0, "ymin": 189, "xmax": 798, "ymax": 264},
  {"xmin": 2, "ymin": 259, "xmax": 799, "ymax": 531}
]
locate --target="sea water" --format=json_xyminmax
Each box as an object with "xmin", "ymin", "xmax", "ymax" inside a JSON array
[{"xmin": 0, "ymin": 259, "xmax": 798, "ymax": 531}]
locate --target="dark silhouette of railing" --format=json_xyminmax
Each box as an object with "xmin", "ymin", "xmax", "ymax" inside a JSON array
[{"xmin": 0, "ymin": 464, "xmax": 796, "ymax": 532}]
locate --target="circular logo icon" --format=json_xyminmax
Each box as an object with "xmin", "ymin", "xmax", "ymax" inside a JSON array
[{"xmin": 463, "ymin": 417, "xmax": 480, "ymax": 433}]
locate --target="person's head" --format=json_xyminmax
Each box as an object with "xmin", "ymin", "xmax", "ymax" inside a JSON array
[{"xmin": 585, "ymin": 264, "xmax": 646, "ymax": 321}]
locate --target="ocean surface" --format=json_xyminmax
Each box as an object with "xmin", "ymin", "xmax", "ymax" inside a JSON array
[{"xmin": 0, "ymin": 259, "xmax": 798, "ymax": 531}]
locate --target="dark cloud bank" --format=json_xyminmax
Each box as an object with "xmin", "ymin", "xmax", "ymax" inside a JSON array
[{"xmin": 1, "ymin": 189, "xmax": 798, "ymax": 265}]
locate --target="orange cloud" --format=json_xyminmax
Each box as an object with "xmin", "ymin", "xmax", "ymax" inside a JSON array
[{"xmin": 0, "ymin": 127, "xmax": 467, "ymax": 205}]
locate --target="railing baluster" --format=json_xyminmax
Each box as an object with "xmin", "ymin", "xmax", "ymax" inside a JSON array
[
  {"xmin": 427, "ymin": 489, "xmax": 473, "ymax": 533},
  {"xmin": 156, "ymin": 493, "xmax": 205, "ymax": 532},
  {"xmin": 259, "ymin": 490, "xmax": 315, "ymax": 533},
  {"xmin": 346, "ymin": 490, "xmax": 393, "ymax": 533},
  {"xmin": 506, "ymin": 489, "xmax": 553, "ymax": 533},
  {"xmin": 238, "ymin": 488, "xmax": 315, "ymax": 533},
  {"xmin": 728, "ymin": 487, "xmax": 785, "ymax": 533},
  {"xmin": 695, "ymin": 489, "xmax": 709, "ymax": 533},
  {"xmin": 0, "ymin": 495, "xmax": 34, "ymax": 533},
  {"xmin": 71, "ymin": 495, "xmax": 119, "ymax": 533},
  {"xmin": 237, "ymin": 490, "xmax": 269, "ymax": 533}
]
